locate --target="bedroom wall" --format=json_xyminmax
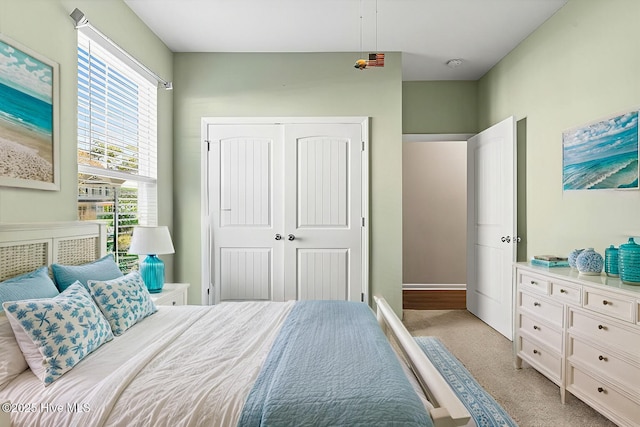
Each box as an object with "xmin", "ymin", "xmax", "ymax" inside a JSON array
[
  {"xmin": 0, "ymin": 0, "xmax": 175, "ymax": 278},
  {"xmin": 478, "ymin": 0, "xmax": 640, "ymax": 260},
  {"xmin": 172, "ymin": 52, "xmax": 404, "ymax": 313},
  {"xmin": 403, "ymin": 80, "xmax": 478, "ymax": 134}
]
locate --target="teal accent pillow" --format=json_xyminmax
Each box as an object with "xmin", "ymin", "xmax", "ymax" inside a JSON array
[
  {"xmin": 87, "ymin": 271, "xmax": 157, "ymax": 336},
  {"xmin": 0, "ymin": 267, "xmax": 59, "ymax": 312},
  {"xmin": 2, "ymin": 283, "xmax": 113, "ymax": 386},
  {"xmin": 51, "ymin": 254, "xmax": 123, "ymax": 291}
]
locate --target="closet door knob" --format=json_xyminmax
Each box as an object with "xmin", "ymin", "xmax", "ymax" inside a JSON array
[
  {"xmin": 288, "ymin": 234, "xmax": 296, "ymax": 241},
  {"xmin": 275, "ymin": 234, "xmax": 282, "ymax": 241}
]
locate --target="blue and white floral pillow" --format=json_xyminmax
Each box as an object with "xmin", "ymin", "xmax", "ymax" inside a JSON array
[
  {"xmin": 87, "ymin": 271, "xmax": 157, "ymax": 336},
  {"xmin": 2, "ymin": 283, "xmax": 114, "ymax": 386}
]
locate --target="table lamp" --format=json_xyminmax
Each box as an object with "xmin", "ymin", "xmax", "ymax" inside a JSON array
[{"xmin": 128, "ymin": 226, "xmax": 175, "ymax": 293}]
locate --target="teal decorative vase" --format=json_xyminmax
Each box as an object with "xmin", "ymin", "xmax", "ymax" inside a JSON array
[
  {"xmin": 604, "ymin": 245, "xmax": 619, "ymax": 277},
  {"xmin": 619, "ymin": 238, "xmax": 640, "ymax": 285},
  {"xmin": 576, "ymin": 248, "xmax": 603, "ymax": 275}
]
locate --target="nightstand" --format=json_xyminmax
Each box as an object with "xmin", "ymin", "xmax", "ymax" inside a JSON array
[{"xmin": 150, "ymin": 283, "xmax": 190, "ymax": 306}]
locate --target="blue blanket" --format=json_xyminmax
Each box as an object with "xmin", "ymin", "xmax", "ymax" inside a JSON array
[{"xmin": 238, "ymin": 301, "xmax": 433, "ymax": 427}]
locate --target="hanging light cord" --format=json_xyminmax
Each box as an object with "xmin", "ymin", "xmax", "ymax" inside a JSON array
[
  {"xmin": 359, "ymin": 0, "xmax": 364, "ymax": 57},
  {"xmin": 375, "ymin": 0, "xmax": 378, "ymax": 53}
]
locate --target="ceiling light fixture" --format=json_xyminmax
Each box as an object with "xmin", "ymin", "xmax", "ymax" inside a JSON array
[{"xmin": 446, "ymin": 58, "xmax": 464, "ymax": 69}]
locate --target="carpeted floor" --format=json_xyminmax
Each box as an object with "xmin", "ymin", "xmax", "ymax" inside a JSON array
[{"xmin": 402, "ymin": 309, "xmax": 616, "ymax": 427}]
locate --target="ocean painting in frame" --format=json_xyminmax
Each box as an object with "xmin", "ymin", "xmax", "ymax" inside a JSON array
[
  {"xmin": 563, "ymin": 111, "xmax": 639, "ymax": 191},
  {"xmin": 0, "ymin": 34, "xmax": 59, "ymax": 190}
]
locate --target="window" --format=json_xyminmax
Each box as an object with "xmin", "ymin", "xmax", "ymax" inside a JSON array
[{"xmin": 76, "ymin": 32, "xmax": 158, "ymax": 271}]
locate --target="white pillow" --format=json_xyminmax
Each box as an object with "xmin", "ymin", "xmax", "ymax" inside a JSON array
[
  {"xmin": 87, "ymin": 271, "xmax": 157, "ymax": 336},
  {"xmin": 0, "ymin": 312, "xmax": 28, "ymax": 390},
  {"xmin": 2, "ymin": 283, "xmax": 114, "ymax": 386}
]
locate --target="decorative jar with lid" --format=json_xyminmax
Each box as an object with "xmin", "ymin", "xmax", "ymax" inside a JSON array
[
  {"xmin": 575, "ymin": 248, "xmax": 603, "ymax": 275},
  {"xmin": 618, "ymin": 237, "xmax": 640, "ymax": 285},
  {"xmin": 604, "ymin": 245, "xmax": 619, "ymax": 277}
]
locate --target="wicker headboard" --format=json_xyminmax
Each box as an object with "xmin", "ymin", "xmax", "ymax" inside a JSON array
[{"xmin": 0, "ymin": 222, "xmax": 107, "ymax": 282}]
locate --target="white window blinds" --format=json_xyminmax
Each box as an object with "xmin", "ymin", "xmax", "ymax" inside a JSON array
[{"xmin": 77, "ymin": 32, "xmax": 157, "ymax": 182}]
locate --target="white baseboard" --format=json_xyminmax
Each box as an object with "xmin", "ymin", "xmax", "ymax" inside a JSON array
[{"xmin": 403, "ymin": 284, "xmax": 466, "ymax": 291}]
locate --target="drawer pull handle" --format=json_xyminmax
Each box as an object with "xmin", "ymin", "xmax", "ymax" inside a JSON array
[
  {"xmin": 560, "ymin": 289, "xmax": 567, "ymax": 294},
  {"xmin": 533, "ymin": 302, "xmax": 541, "ymax": 307},
  {"xmin": 597, "ymin": 387, "xmax": 606, "ymax": 393},
  {"xmin": 598, "ymin": 355, "xmax": 608, "ymax": 361},
  {"xmin": 530, "ymin": 280, "xmax": 537, "ymax": 285},
  {"xmin": 602, "ymin": 300, "xmax": 610, "ymax": 306},
  {"xmin": 598, "ymin": 324, "xmax": 607, "ymax": 330},
  {"xmin": 533, "ymin": 325, "xmax": 540, "ymax": 330},
  {"xmin": 533, "ymin": 349, "xmax": 539, "ymax": 355}
]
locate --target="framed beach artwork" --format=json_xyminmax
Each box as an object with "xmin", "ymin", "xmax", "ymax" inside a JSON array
[
  {"xmin": 0, "ymin": 34, "xmax": 59, "ymax": 190},
  {"xmin": 562, "ymin": 110, "xmax": 639, "ymax": 191}
]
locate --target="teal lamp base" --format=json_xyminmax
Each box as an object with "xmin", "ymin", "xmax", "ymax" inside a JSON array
[{"xmin": 139, "ymin": 254, "xmax": 165, "ymax": 293}]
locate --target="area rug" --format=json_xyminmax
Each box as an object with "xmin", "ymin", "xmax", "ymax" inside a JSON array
[{"xmin": 414, "ymin": 336, "xmax": 518, "ymax": 427}]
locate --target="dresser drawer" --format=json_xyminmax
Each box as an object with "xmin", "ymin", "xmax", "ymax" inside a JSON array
[
  {"xmin": 568, "ymin": 337, "xmax": 640, "ymax": 394},
  {"xmin": 518, "ymin": 335, "xmax": 561, "ymax": 381},
  {"xmin": 583, "ymin": 287, "xmax": 635, "ymax": 323},
  {"xmin": 519, "ymin": 312, "xmax": 563, "ymax": 353},
  {"xmin": 550, "ymin": 280, "xmax": 581, "ymax": 305},
  {"xmin": 519, "ymin": 291, "xmax": 563, "ymax": 328},
  {"xmin": 567, "ymin": 365, "xmax": 640, "ymax": 427},
  {"xmin": 568, "ymin": 308, "xmax": 640, "ymax": 359},
  {"xmin": 519, "ymin": 271, "xmax": 550, "ymax": 294}
]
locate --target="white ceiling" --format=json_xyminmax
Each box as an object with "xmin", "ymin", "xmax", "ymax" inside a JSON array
[{"xmin": 124, "ymin": 0, "xmax": 567, "ymax": 81}]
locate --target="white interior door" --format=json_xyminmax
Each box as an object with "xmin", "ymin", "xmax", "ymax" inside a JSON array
[
  {"xmin": 206, "ymin": 119, "xmax": 367, "ymax": 303},
  {"xmin": 283, "ymin": 124, "xmax": 363, "ymax": 301},
  {"xmin": 466, "ymin": 116, "xmax": 516, "ymax": 340},
  {"xmin": 208, "ymin": 125, "xmax": 285, "ymax": 302}
]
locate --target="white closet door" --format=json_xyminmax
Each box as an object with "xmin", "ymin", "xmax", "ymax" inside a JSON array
[
  {"xmin": 283, "ymin": 124, "xmax": 363, "ymax": 301},
  {"xmin": 208, "ymin": 125, "xmax": 285, "ymax": 301},
  {"xmin": 207, "ymin": 120, "xmax": 366, "ymax": 303}
]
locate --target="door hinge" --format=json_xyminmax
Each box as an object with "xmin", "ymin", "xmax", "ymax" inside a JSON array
[
  {"xmin": 205, "ymin": 140, "xmax": 211, "ymax": 151},
  {"xmin": 361, "ymin": 293, "xmax": 365, "ymax": 302},
  {"xmin": 361, "ymin": 141, "xmax": 365, "ymax": 151},
  {"xmin": 361, "ymin": 217, "xmax": 365, "ymax": 227}
]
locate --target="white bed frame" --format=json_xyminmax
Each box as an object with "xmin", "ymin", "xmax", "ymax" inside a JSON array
[
  {"xmin": 375, "ymin": 296, "xmax": 471, "ymax": 427},
  {"xmin": 0, "ymin": 221, "xmax": 470, "ymax": 427}
]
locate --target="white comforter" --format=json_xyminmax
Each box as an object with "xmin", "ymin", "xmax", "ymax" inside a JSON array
[{"xmin": 0, "ymin": 301, "xmax": 294, "ymax": 427}]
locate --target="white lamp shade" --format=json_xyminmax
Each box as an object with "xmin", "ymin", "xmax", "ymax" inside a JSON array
[{"xmin": 129, "ymin": 226, "xmax": 175, "ymax": 255}]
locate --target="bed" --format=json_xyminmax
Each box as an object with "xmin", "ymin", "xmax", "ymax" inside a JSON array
[{"xmin": 0, "ymin": 221, "xmax": 471, "ymax": 427}]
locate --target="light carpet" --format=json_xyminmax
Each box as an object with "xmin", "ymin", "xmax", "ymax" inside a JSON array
[{"xmin": 402, "ymin": 309, "xmax": 616, "ymax": 427}]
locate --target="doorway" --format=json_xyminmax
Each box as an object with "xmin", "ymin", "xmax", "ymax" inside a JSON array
[{"xmin": 402, "ymin": 135, "xmax": 470, "ymax": 310}]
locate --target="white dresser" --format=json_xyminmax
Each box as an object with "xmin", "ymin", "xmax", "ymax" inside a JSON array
[
  {"xmin": 514, "ymin": 263, "xmax": 640, "ymax": 427},
  {"xmin": 150, "ymin": 283, "xmax": 190, "ymax": 306}
]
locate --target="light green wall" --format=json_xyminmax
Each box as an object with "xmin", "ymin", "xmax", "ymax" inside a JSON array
[
  {"xmin": 402, "ymin": 80, "xmax": 478, "ymax": 134},
  {"xmin": 479, "ymin": 0, "xmax": 640, "ymax": 259},
  {"xmin": 173, "ymin": 52, "xmax": 404, "ymax": 313},
  {"xmin": 0, "ymin": 0, "xmax": 175, "ymax": 277}
]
